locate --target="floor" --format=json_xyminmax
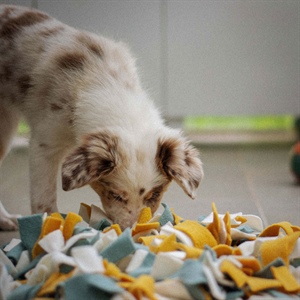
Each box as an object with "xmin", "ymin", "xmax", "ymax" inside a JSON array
[{"xmin": 0, "ymin": 139, "xmax": 299, "ymax": 246}]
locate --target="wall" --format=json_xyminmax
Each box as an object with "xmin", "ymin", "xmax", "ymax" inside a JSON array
[{"xmin": 1, "ymin": 0, "xmax": 299, "ymax": 117}]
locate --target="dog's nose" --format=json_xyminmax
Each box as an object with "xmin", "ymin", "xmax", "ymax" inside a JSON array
[
  {"xmin": 119, "ymin": 215, "xmax": 138, "ymax": 230},
  {"xmin": 119, "ymin": 221, "xmax": 133, "ymax": 231}
]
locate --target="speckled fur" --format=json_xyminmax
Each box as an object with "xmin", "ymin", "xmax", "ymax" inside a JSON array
[{"xmin": 0, "ymin": 5, "xmax": 203, "ymax": 230}]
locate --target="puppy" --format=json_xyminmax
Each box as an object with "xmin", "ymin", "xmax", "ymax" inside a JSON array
[{"xmin": 0, "ymin": 5, "xmax": 203, "ymax": 230}]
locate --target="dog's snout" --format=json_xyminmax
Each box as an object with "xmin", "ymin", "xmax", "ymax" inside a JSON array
[
  {"xmin": 117, "ymin": 208, "xmax": 144, "ymax": 230},
  {"xmin": 119, "ymin": 219, "xmax": 134, "ymax": 231}
]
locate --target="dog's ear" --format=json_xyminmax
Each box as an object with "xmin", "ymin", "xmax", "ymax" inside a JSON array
[
  {"xmin": 156, "ymin": 135, "xmax": 203, "ymax": 199},
  {"xmin": 62, "ymin": 132, "xmax": 119, "ymax": 191}
]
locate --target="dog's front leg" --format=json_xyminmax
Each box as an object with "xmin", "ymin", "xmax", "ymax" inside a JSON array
[{"xmin": 29, "ymin": 139, "xmax": 62, "ymax": 214}]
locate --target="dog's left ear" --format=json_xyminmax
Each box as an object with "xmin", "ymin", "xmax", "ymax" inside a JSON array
[
  {"xmin": 61, "ymin": 131, "xmax": 119, "ymax": 191},
  {"xmin": 156, "ymin": 136, "xmax": 203, "ymax": 199}
]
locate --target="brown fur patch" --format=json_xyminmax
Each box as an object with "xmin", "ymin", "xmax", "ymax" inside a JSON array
[
  {"xmin": 96, "ymin": 159, "xmax": 115, "ymax": 177},
  {"xmin": 156, "ymin": 137, "xmax": 203, "ymax": 198},
  {"xmin": 84, "ymin": 132, "xmax": 118, "ymax": 154},
  {"xmin": 0, "ymin": 10, "xmax": 50, "ymax": 38},
  {"xmin": 62, "ymin": 131, "xmax": 120, "ymax": 191},
  {"xmin": 61, "ymin": 176, "xmax": 71, "ymax": 192},
  {"xmin": 108, "ymin": 190, "xmax": 128, "ymax": 204},
  {"xmin": 144, "ymin": 184, "xmax": 167, "ymax": 201},
  {"xmin": 0, "ymin": 65, "xmax": 13, "ymax": 82},
  {"xmin": 0, "ymin": 6, "xmax": 16, "ymax": 21},
  {"xmin": 1, "ymin": 6, "xmax": 15, "ymax": 15},
  {"xmin": 156, "ymin": 137, "xmax": 180, "ymax": 176},
  {"xmin": 76, "ymin": 33, "xmax": 104, "ymax": 59},
  {"xmin": 38, "ymin": 26, "xmax": 64, "ymax": 37},
  {"xmin": 0, "ymin": 147, "xmax": 4, "ymax": 161},
  {"xmin": 56, "ymin": 51, "xmax": 87, "ymax": 71},
  {"xmin": 189, "ymin": 177, "xmax": 199, "ymax": 189},
  {"xmin": 144, "ymin": 183, "xmax": 170, "ymax": 213},
  {"xmin": 50, "ymin": 103, "xmax": 63, "ymax": 111},
  {"xmin": 18, "ymin": 75, "xmax": 33, "ymax": 95}
]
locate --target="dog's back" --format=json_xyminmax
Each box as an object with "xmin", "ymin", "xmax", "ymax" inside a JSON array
[
  {"xmin": 0, "ymin": 5, "xmax": 54, "ymax": 107},
  {"xmin": 0, "ymin": 5, "xmax": 144, "ymax": 133}
]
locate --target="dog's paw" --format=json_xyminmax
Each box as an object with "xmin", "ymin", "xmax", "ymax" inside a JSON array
[
  {"xmin": 0, "ymin": 214, "xmax": 21, "ymax": 231},
  {"xmin": 0, "ymin": 202, "xmax": 22, "ymax": 231}
]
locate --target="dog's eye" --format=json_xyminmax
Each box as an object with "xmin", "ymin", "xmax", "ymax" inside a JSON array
[
  {"xmin": 144, "ymin": 191, "xmax": 160, "ymax": 205},
  {"xmin": 112, "ymin": 193, "xmax": 123, "ymax": 201},
  {"xmin": 109, "ymin": 191, "xmax": 126, "ymax": 203}
]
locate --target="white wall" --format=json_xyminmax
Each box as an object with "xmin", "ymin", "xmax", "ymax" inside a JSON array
[
  {"xmin": 167, "ymin": 1, "xmax": 299, "ymax": 117},
  {"xmin": 1, "ymin": 0, "xmax": 299, "ymax": 117},
  {"xmin": 0, "ymin": 0, "xmax": 31, "ymax": 6}
]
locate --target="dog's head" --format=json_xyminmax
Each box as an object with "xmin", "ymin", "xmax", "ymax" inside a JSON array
[{"xmin": 61, "ymin": 129, "xmax": 203, "ymax": 229}]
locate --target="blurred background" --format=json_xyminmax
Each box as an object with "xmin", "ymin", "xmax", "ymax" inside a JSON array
[
  {"xmin": 0, "ymin": 0, "xmax": 299, "ymax": 243},
  {"xmin": 2, "ymin": 0, "xmax": 299, "ymax": 118}
]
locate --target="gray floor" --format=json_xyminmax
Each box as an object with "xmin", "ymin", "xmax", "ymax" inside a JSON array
[{"xmin": 1, "ymin": 141, "xmax": 299, "ymax": 246}]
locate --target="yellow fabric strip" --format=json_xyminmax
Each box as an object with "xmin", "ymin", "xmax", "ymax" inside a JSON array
[
  {"xmin": 213, "ymin": 244, "xmax": 234, "ymax": 257},
  {"xmin": 235, "ymin": 216, "xmax": 247, "ymax": 225},
  {"xmin": 206, "ymin": 202, "xmax": 222, "ymax": 244},
  {"xmin": 223, "ymin": 211, "xmax": 232, "ymax": 246},
  {"xmin": 171, "ymin": 210, "xmax": 184, "ymax": 225},
  {"xmin": 236, "ymin": 257, "xmax": 261, "ymax": 273},
  {"xmin": 132, "ymin": 222, "xmax": 160, "ymax": 236},
  {"xmin": 137, "ymin": 207, "xmax": 153, "ymax": 224},
  {"xmin": 62, "ymin": 212, "xmax": 83, "ymax": 241},
  {"xmin": 50, "ymin": 212, "xmax": 65, "ymax": 222},
  {"xmin": 155, "ymin": 234, "xmax": 177, "ymax": 253},
  {"xmin": 246, "ymin": 277, "xmax": 281, "ymax": 293},
  {"xmin": 32, "ymin": 216, "xmax": 63, "ymax": 258},
  {"xmin": 176, "ymin": 243, "xmax": 203, "ymax": 259},
  {"xmin": 259, "ymin": 221, "xmax": 295, "ymax": 237},
  {"xmin": 138, "ymin": 235, "xmax": 168, "ymax": 247},
  {"xmin": 220, "ymin": 260, "xmax": 248, "ymax": 288},
  {"xmin": 37, "ymin": 271, "xmax": 74, "ymax": 296},
  {"xmin": 122, "ymin": 275, "xmax": 157, "ymax": 300},
  {"xmin": 104, "ymin": 260, "xmax": 134, "ymax": 283},
  {"xmin": 103, "ymin": 224, "xmax": 122, "ymax": 236},
  {"xmin": 260, "ymin": 231, "xmax": 300, "ymax": 266},
  {"xmin": 291, "ymin": 225, "xmax": 300, "ymax": 232},
  {"xmin": 271, "ymin": 265, "xmax": 300, "ymax": 293},
  {"xmin": 175, "ymin": 220, "xmax": 217, "ymax": 248}
]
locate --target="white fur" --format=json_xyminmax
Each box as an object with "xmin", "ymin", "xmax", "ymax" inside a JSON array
[{"xmin": 0, "ymin": 5, "xmax": 203, "ymax": 230}]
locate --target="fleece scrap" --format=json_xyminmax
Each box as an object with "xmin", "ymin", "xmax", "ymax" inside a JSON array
[{"xmin": 1, "ymin": 202, "xmax": 300, "ymax": 300}]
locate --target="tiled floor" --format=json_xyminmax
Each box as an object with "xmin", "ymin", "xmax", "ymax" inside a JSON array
[{"xmin": 0, "ymin": 140, "xmax": 299, "ymax": 246}]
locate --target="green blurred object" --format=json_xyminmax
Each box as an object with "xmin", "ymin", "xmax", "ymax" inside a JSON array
[
  {"xmin": 294, "ymin": 116, "xmax": 300, "ymax": 139},
  {"xmin": 290, "ymin": 141, "xmax": 300, "ymax": 184},
  {"xmin": 18, "ymin": 121, "xmax": 30, "ymax": 136},
  {"xmin": 184, "ymin": 115, "xmax": 295, "ymax": 131}
]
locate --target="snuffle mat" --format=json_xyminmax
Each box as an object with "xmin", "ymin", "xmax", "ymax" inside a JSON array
[{"xmin": 1, "ymin": 202, "xmax": 300, "ymax": 300}]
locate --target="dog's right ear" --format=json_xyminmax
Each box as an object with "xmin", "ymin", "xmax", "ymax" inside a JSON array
[
  {"xmin": 156, "ymin": 134, "xmax": 203, "ymax": 199},
  {"xmin": 61, "ymin": 132, "xmax": 119, "ymax": 191}
]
